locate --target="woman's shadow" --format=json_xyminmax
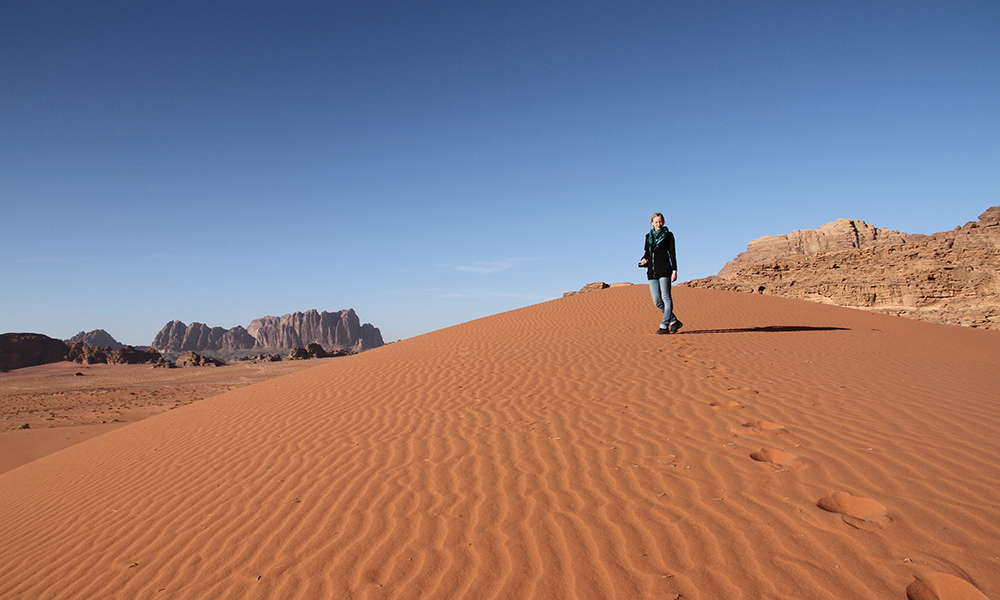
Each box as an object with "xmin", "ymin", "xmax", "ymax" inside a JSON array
[{"xmin": 679, "ymin": 325, "xmax": 849, "ymax": 334}]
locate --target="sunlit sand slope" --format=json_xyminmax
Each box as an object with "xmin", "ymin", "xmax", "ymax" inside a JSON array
[{"xmin": 1, "ymin": 286, "xmax": 997, "ymax": 599}]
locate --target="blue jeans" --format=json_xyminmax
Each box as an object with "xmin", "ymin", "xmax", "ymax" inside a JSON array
[{"xmin": 649, "ymin": 277, "xmax": 675, "ymax": 328}]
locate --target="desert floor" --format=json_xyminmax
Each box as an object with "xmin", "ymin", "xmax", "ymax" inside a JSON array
[
  {"xmin": 0, "ymin": 357, "xmax": 340, "ymax": 474},
  {"xmin": 1, "ymin": 285, "xmax": 997, "ymax": 600}
]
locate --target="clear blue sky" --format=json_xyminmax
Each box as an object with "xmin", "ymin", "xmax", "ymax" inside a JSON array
[{"xmin": 2, "ymin": 1, "xmax": 997, "ymax": 345}]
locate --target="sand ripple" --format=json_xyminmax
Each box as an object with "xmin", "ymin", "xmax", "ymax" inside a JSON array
[{"xmin": 1, "ymin": 286, "xmax": 998, "ymax": 599}]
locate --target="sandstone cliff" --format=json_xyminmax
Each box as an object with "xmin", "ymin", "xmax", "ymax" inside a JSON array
[
  {"xmin": 0, "ymin": 333, "xmax": 70, "ymax": 371},
  {"xmin": 688, "ymin": 207, "xmax": 1000, "ymax": 329},
  {"xmin": 152, "ymin": 308, "xmax": 383, "ymax": 358}
]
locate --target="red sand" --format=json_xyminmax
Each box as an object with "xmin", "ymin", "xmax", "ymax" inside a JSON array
[{"xmin": 0, "ymin": 286, "xmax": 997, "ymax": 599}]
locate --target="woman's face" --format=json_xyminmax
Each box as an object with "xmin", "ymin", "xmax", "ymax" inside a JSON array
[{"xmin": 651, "ymin": 215, "xmax": 664, "ymax": 231}]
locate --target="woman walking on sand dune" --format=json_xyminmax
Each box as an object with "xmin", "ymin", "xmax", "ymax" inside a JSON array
[{"xmin": 639, "ymin": 212, "xmax": 682, "ymax": 334}]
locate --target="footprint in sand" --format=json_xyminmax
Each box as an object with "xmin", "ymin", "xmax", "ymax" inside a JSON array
[
  {"xmin": 741, "ymin": 420, "xmax": 788, "ymax": 435},
  {"xmin": 817, "ymin": 491, "xmax": 891, "ymax": 530},
  {"xmin": 906, "ymin": 571, "xmax": 990, "ymax": 600},
  {"xmin": 710, "ymin": 400, "xmax": 744, "ymax": 411},
  {"xmin": 727, "ymin": 387, "xmax": 759, "ymax": 395},
  {"xmin": 750, "ymin": 448, "xmax": 805, "ymax": 471}
]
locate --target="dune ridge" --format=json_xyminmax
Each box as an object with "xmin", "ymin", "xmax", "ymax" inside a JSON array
[{"xmin": 1, "ymin": 286, "xmax": 997, "ymax": 599}]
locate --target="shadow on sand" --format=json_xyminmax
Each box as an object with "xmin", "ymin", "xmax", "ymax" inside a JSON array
[{"xmin": 679, "ymin": 325, "xmax": 849, "ymax": 335}]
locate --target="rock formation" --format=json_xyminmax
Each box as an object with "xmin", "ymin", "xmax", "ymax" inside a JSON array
[
  {"xmin": 151, "ymin": 322, "xmax": 257, "ymax": 355},
  {"xmin": 152, "ymin": 308, "xmax": 383, "ymax": 359},
  {"xmin": 66, "ymin": 341, "xmax": 163, "ymax": 366},
  {"xmin": 67, "ymin": 329, "xmax": 124, "ymax": 350},
  {"xmin": 174, "ymin": 351, "xmax": 225, "ymax": 368},
  {"xmin": 0, "ymin": 333, "xmax": 70, "ymax": 371},
  {"xmin": 247, "ymin": 309, "xmax": 381, "ymax": 352},
  {"xmin": 717, "ymin": 219, "xmax": 919, "ymax": 279},
  {"xmin": 687, "ymin": 207, "xmax": 1000, "ymax": 329},
  {"xmin": 563, "ymin": 282, "xmax": 633, "ymax": 297}
]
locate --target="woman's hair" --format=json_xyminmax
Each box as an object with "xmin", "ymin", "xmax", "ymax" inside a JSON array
[{"xmin": 650, "ymin": 212, "xmax": 664, "ymax": 223}]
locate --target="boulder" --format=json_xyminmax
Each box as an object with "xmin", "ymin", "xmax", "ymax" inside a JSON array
[{"xmin": 174, "ymin": 351, "xmax": 225, "ymax": 367}]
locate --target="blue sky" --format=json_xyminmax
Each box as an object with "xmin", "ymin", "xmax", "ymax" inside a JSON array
[{"xmin": 2, "ymin": 1, "xmax": 997, "ymax": 345}]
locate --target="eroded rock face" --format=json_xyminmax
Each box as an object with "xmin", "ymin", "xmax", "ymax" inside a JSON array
[
  {"xmin": 152, "ymin": 309, "xmax": 383, "ymax": 359},
  {"xmin": 247, "ymin": 309, "xmax": 382, "ymax": 353},
  {"xmin": 688, "ymin": 207, "xmax": 1000, "ymax": 329},
  {"xmin": 152, "ymin": 322, "xmax": 256, "ymax": 354},
  {"xmin": 718, "ymin": 218, "xmax": 919, "ymax": 279},
  {"xmin": 0, "ymin": 333, "xmax": 70, "ymax": 371}
]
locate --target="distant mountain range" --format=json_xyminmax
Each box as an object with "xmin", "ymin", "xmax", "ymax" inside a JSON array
[{"xmin": 151, "ymin": 308, "xmax": 383, "ymax": 359}]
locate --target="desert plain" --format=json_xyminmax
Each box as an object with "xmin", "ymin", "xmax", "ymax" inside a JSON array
[{"xmin": 0, "ymin": 285, "xmax": 997, "ymax": 599}]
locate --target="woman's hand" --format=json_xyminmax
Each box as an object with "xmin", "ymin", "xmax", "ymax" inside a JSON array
[
  {"xmin": 640, "ymin": 258, "xmax": 648, "ymax": 266},
  {"xmin": 671, "ymin": 270, "xmax": 677, "ymax": 282}
]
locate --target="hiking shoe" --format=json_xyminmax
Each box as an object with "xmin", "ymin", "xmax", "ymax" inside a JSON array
[
  {"xmin": 656, "ymin": 327, "xmax": 670, "ymax": 334},
  {"xmin": 668, "ymin": 320, "xmax": 683, "ymax": 334}
]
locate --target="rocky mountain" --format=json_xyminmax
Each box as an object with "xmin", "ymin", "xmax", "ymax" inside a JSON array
[
  {"xmin": 67, "ymin": 329, "xmax": 124, "ymax": 350},
  {"xmin": 0, "ymin": 333, "xmax": 70, "ymax": 372},
  {"xmin": 687, "ymin": 207, "xmax": 1000, "ymax": 329},
  {"xmin": 152, "ymin": 308, "xmax": 383, "ymax": 358}
]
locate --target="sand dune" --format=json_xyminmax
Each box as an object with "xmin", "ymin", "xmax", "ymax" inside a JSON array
[{"xmin": 1, "ymin": 286, "xmax": 997, "ymax": 599}]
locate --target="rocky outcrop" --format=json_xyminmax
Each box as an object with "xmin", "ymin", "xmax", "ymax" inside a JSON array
[
  {"xmin": 174, "ymin": 351, "xmax": 225, "ymax": 368},
  {"xmin": 0, "ymin": 333, "xmax": 70, "ymax": 371},
  {"xmin": 563, "ymin": 282, "xmax": 633, "ymax": 297},
  {"xmin": 66, "ymin": 329, "xmax": 124, "ymax": 350},
  {"xmin": 718, "ymin": 218, "xmax": 919, "ymax": 279},
  {"xmin": 152, "ymin": 308, "xmax": 383, "ymax": 359},
  {"xmin": 66, "ymin": 342, "xmax": 163, "ymax": 365},
  {"xmin": 688, "ymin": 207, "xmax": 1000, "ymax": 329},
  {"xmin": 286, "ymin": 343, "xmax": 352, "ymax": 360}
]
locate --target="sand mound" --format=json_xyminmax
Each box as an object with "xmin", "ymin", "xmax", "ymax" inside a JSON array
[
  {"xmin": 907, "ymin": 571, "xmax": 990, "ymax": 600},
  {"xmin": 1, "ymin": 286, "xmax": 998, "ymax": 599}
]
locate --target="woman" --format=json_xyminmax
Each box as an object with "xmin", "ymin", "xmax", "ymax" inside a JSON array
[{"xmin": 639, "ymin": 212, "xmax": 682, "ymax": 334}]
